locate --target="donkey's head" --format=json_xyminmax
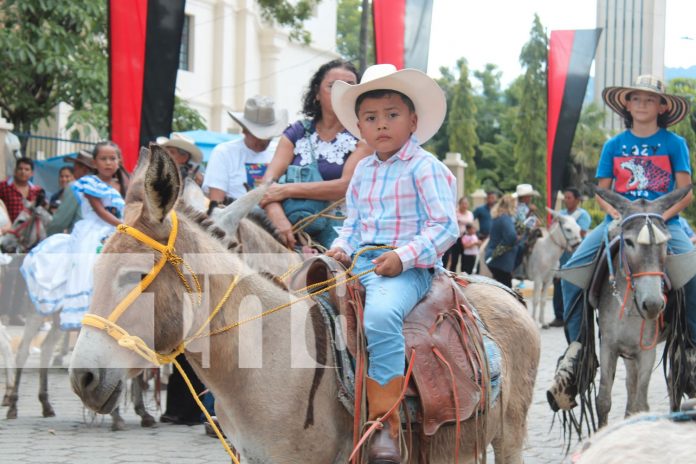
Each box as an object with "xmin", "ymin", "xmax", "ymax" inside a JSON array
[
  {"xmin": 69, "ymin": 145, "xmax": 233, "ymax": 414},
  {"xmin": 595, "ymin": 185, "xmax": 692, "ymax": 320},
  {"xmin": 546, "ymin": 208, "xmax": 583, "ymax": 251}
]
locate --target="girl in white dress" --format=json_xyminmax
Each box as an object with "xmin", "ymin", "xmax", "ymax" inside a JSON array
[{"xmin": 22, "ymin": 142, "xmax": 125, "ymax": 330}]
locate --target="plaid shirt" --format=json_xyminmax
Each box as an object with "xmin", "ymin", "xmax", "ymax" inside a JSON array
[
  {"xmin": 0, "ymin": 177, "xmax": 43, "ymax": 222},
  {"xmin": 332, "ymin": 138, "xmax": 459, "ymax": 271}
]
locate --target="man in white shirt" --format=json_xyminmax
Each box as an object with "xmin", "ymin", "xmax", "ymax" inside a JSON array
[{"xmin": 203, "ymin": 96, "xmax": 288, "ymax": 201}]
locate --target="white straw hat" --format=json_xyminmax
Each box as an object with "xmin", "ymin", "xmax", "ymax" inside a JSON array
[
  {"xmin": 331, "ymin": 64, "xmax": 446, "ymax": 144},
  {"xmin": 156, "ymin": 133, "xmax": 203, "ymax": 164},
  {"xmin": 512, "ymin": 184, "xmax": 540, "ymax": 198}
]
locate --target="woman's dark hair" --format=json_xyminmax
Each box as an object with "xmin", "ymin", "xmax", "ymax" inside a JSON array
[
  {"xmin": 302, "ymin": 59, "xmax": 359, "ymax": 120},
  {"xmin": 564, "ymin": 187, "xmax": 581, "ymax": 199},
  {"xmin": 93, "ymin": 140, "xmax": 129, "ymax": 196},
  {"xmin": 621, "ymin": 91, "xmax": 670, "ymax": 129},
  {"xmin": 354, "ymin": 89, "xmax": 415, "ymax": 116},
  {"xmin": 59, "ymin": 166, "xmax": 74, "ymax": 175}
]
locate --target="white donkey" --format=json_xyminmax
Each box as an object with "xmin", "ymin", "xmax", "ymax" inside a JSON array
[
  {"xmin": 0, "ymin": 200, "xmax": 16, "ymax": 403},
  {"xmin": 528, "ymin": 209, "xmax": 582, "ymax": 327},
  {"xmin": 475, "ymin": 211, "xmax": 582, "ymax": 327}
]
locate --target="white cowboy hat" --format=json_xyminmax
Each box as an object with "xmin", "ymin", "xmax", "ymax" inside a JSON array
[
  {"xmin": 602, "ymin": 75, "xmax": 690, "ymax": 127},
  {"xmin": 331, "ymin": 63, "xmax": 446, "ymax": 144},
  {"xmin": 512, "ymin": 184, "xmax": 540, "ymax": 198},
  {"xmin": 156, "ymin": 133, "xmax": 203, "ymax": 164},
  {"xmin": 228, "ymin": 96, "xmax": 288, "ymax": 140}
]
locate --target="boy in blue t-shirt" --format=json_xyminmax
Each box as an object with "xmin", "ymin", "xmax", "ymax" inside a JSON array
[{"xmin": 548, "ymin": 75, "xmax": 694, "ymax": 411}]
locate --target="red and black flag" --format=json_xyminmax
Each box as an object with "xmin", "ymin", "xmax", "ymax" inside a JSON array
[
  {"xmin": 372, "ymin": 0, "xmax": 434, "ymax": 71},
  {"xmin": 109, "ymin": 0, "xmax": 186, "ymax": 171},
  {"xmin": 547, "ymin": 28, "xmax": 602, "ymax": 211}
]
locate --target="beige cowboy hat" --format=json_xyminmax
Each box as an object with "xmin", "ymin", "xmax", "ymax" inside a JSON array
[
  {"xmin": 512, "ymin": 184, "xmax": 540, "ymax": 198},
  {"xmin": 331, "ymin": 63, "xmax": 447, "ymax": 144},
  {"xmin": 602, "ymin": 75, "xmax": 690, "ymax": 127},
  {"xmin": 65, "ymin": 150, "xmax": 96, "ymax": 170},
  {"xmin": 156, "ymin": 133, "xmax": 203, "ymax": 164},
  {"xmin": 228, "ymin": 96, "xmax": 288, "ymax": 140}
]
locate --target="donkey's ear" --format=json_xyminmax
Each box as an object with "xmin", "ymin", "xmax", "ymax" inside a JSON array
[
  {"xmin": 593, "ymin": 185, "xmax": 633, "ymax": 216},
  {"xmin": 143, "ymin": 144, "xmax": 181, "ymax": 223},
  {"xmin": 545, "ymin": 207, "xmax": 560, "ymax": 219},
  {"xmin": 650, "ymin": 185, "xmax": 693, "ymax": 214}
]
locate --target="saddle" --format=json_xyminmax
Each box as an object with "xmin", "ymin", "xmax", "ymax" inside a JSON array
[{"xmin": 288, "ymin": 256, "xmax": 493, "ymax": 436}]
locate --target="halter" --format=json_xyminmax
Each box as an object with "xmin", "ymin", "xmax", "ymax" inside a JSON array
[
  {"xmin": 548, "ymin": 217, "xmax": 577, "ymax": 252},
  {"xmin": 80, "ymin": 211, "xmax": 240, "ymax": 462},
  {"xmin": 613, "ymin": 213, "xmax": 669, "ymax": 350}
]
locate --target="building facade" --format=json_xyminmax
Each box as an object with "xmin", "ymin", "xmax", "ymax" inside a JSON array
[
  {"xmin": 177, "ymin": 0, "xmax": 340, "ymax": 133},
  {"xmin": 594, "ymin": 0, "xmax": 666, "ymax": 130}
]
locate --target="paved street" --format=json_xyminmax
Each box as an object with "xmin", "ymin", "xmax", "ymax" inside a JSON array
[{"xmin": 0, "ymin": 303, "xmax": 671, "ymax": 463}]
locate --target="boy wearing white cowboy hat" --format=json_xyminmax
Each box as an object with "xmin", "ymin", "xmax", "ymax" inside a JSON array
[
  {"xmin": 326, "ymin": 64, "xmax": 458, "ymax": 463},
  {"xmin": 203, "ymin": 95, "xmax": 288, "ymax": 202},
  {"xmin": 548, "ymin": 74, "xmax": 695, "ymax": 412},
  {"xmin": 512, "ymin": 183, "xmax": 540, "ymax": 227},
  {"xmin": 157, "ymin": 132, "xmax": 205, "ymax": 186}
]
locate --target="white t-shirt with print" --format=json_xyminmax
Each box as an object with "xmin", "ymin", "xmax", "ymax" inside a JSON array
[{"xmin": 202, "ymin": 138, "xmax": 276, "ymax": 199}]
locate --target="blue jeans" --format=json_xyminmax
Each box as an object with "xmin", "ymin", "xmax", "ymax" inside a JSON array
[
  {"xmin": 353, "ymin": 248, "xmax": 433, "ymax": 385},
  {"xmin": 562, "ymin": 218, "xmax": 696, "ymax": 343}
]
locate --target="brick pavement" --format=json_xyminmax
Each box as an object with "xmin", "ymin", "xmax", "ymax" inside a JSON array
[{"xmin": 0, "ymin": 307, "xmax": 672, "ymax": 463}]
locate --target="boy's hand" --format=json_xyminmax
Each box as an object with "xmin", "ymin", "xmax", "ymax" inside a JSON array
[
  {"xmin": 326, "ymin": 247, "xmax": 351, "ymax": 267},
  {"xmin": 372, "ymin": 251, "xmax": 403, "ymax": 277}
]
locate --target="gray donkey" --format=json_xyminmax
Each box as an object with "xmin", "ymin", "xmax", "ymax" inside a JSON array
[{"xmin": 559, "ymin": 185, "xmax": 696, "ymax": 429}]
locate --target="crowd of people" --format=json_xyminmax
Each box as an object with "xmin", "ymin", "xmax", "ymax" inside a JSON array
[{"xmin": 1, "ymin": 63, "xmax": 694, "ymax": 457}]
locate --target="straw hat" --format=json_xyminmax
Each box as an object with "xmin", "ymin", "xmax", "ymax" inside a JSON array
[
  {"xmin": 156, "ymin": 133, "xmax": 203, "ymax": 164},
  {"xmin": 228, "ymin": 96, "xmax": 288, "ymax": 140},
  {"xmin": 331, "ymin": 64, "xmax": 446, "ymax": 144},
  {"xmin": 602, "ymin": 75, "xmax": 690, "ymax": 127},
  {"xmin": 512, "ymin": 184, "xmax": 540, "ymax": 198},
  {"xmin": 65, "ymin": 150, "xmax": 96, "ymax": 169}
]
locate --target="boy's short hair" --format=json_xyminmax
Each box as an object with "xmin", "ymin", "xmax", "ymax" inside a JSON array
[
  {"xmin": 16, "ymin": 157, "xmax": 34, "ymax": 170},
  {"xmin": 354, "ymin": 89, "xmax": 416, "ymax": 116}
]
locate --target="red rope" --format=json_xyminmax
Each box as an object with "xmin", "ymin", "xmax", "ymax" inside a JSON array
[
  {"xmin": 433, "ymin": 346, "xmax": 461, "ymax": 463},
  {"xmin": 349, "ymin": 349, "xmax": 416, "ymax": 462},
  {"xmin": 617, "ymin": 271, "xmax": 666, "ymax": 351}
]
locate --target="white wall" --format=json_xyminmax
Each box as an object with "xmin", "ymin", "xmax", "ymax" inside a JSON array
[{"xmin": 176, "ymin": 0, "xmax": 340, "ymax": 133}]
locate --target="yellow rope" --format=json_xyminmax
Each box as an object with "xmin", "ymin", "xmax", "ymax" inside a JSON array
[
  {"xmin": 290, "ymin": 198, "xmax": 345, "ymax": 233},
  {"xmin": 85, "ymin": 207, "xmax": 394, "ymax": 463}
]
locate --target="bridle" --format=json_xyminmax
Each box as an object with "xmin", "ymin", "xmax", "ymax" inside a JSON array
[
  {"xmin": 80, "ymin": 210, "xmax": 241, "ymax": 461},
  {"xmin": 548, "ymin": 218, "xmax": 579, "ymax": 252},
  {"xmin": 613, "ymin": 212, "xmax": 669, "ymax": 350}
]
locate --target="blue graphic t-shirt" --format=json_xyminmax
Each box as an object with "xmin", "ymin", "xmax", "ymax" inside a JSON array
[{"xmin": 596, "ymin": 128, "xmax": 690, "ymax": 201}]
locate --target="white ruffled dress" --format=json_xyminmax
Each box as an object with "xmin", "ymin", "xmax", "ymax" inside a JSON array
[{"xmin": 21, "ymin": 175, "xmax": 125, "ymax": 330}]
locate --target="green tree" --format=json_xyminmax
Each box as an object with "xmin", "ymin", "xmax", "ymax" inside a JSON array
[
  {"xmin": 257, "ymin": 0, "xmax": 322, "ymax": 44},
  {"xmin": 478, "ymin": 76, "xmax": 524, "ymax": 193},
  {"xmin": 568, "ymin": 102, "xmax": 607, "ymax": 190},
  {"xmin": 667, "ymin": 78, "xmax": 696, "ymax": 225},
  {"xmin": 0, "ymin": 0, "xmax": 108, "ymax": 137},
  {"xmin": 172, "ymin": 96, "xmax": 207, "ymax": 132},
  {"xmin": 336, "ymin": 0, "xmax": 374, "ymax": 70},
  {"xmin": 513, "ymin": 14, "xmax": 548, "ymax": 205},
  {"xmin": 446, "ymin": 58, "xmax": 479, "ymax": 187}
]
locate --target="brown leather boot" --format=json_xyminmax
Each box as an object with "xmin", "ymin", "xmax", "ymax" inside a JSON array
[{"xmin": 366, "ymin": 376, "xmax": 403, "ymax": 464}]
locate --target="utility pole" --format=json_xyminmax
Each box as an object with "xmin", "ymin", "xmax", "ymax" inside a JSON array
[{"xmin": 358, "ymin": 0, "xmax": 370, "ymax": 74}]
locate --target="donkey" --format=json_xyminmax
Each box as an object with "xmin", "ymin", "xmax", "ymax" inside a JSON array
[
  {"xmin": 0, "ymin": 195, "xmax": 52, "ymax": 253},
  {"xmin": 560, "ymin": 186, "xmax": 696, "ymax": 429},
  {"xmin": 527, "ymin": 210, "xmax": 582, "ymax": 327},
  {"xmin": 69, "ymin": 146, "xmax": 540, "ymax": 463}
]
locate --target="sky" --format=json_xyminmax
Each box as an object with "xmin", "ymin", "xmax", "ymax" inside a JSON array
[{"xmin": 427, "ymin": 0, "xmax": 696, "ymax": 86}]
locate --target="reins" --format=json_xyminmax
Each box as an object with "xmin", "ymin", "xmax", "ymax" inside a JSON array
[
  {"xmin": 82, "ymin": 210, "xmax": 392, "ymax": 462},
  {"xmin": 610, "ymin": 213, "xmax": 668, "ymax": 350}
]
